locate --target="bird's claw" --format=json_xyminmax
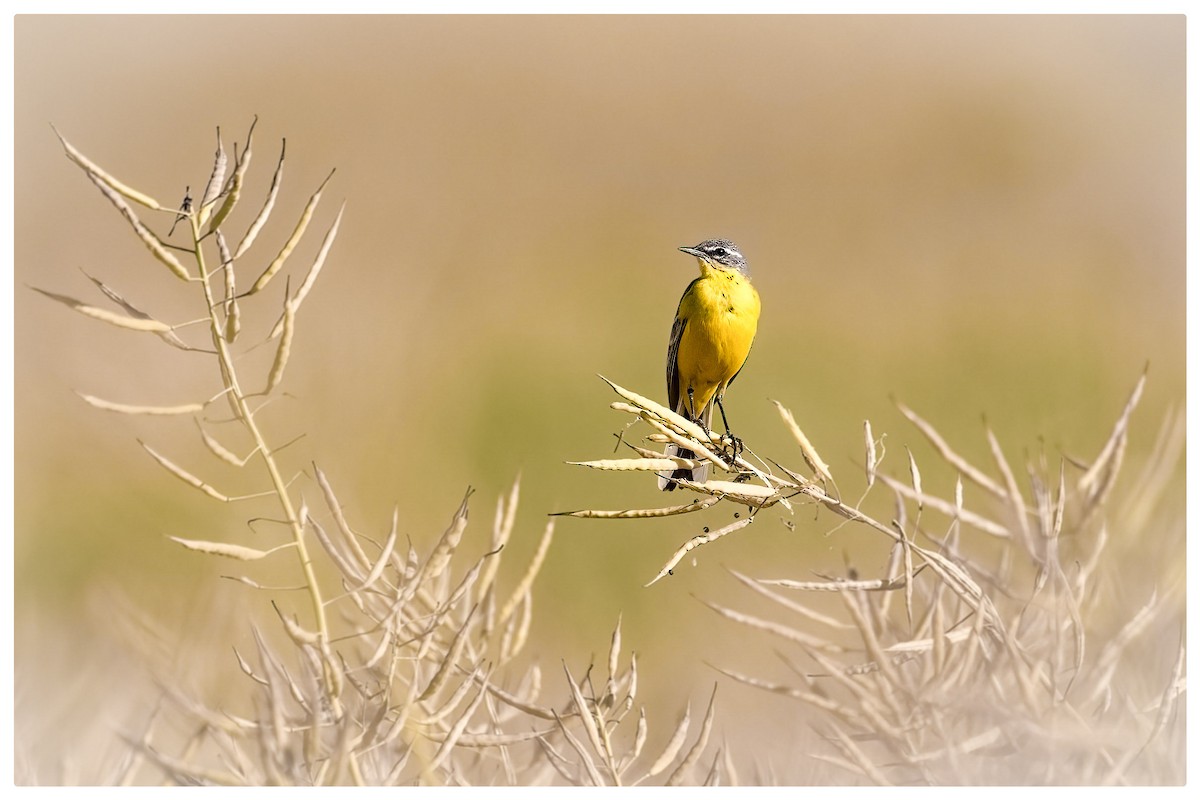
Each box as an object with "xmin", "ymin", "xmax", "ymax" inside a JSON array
[{"xmin": 720, "ymin": 433, "xmax": 744, "ymax": 466}]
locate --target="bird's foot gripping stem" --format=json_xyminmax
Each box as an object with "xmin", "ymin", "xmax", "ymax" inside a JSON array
[{"xmin": 718, "ymin": 433, "xmax": 745, "ymax": 470}]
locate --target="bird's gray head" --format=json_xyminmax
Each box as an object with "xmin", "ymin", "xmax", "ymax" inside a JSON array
[{"xmin": 679, "ymin": 239, "xmax": 750, "ymax": 277}]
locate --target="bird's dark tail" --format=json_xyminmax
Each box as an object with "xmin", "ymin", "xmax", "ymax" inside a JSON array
[
  {"xmin": 657, "ymin": 444, "xmax": 710, "ymax": 491},
  {"xmin": 657, "ymin": 402, "xmax": 714, "ymax": 491}
]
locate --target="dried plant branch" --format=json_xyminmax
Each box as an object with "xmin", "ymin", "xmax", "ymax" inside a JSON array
[{"xmin": 562, "ymin": 371, "xmax": 1178, "ymax": 784}]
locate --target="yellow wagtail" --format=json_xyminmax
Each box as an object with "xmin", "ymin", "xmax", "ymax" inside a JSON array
[{"xmin": 658, "ymin": 239, "xmax": 761, "ymax": 491}]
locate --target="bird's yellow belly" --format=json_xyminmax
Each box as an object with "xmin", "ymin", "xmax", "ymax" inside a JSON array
[{"xmin": 675, "ymin": 273, "xmax": 760, "ymax": 416}]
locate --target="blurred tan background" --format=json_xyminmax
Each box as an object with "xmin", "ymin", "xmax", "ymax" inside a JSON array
[{"xmin": 14, "ymin": 15, "xmax": 1184, "ymax": 780}]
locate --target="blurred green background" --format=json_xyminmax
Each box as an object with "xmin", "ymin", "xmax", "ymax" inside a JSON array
[{"xmin": 14, "ymin": 14, "xmax": 1184, "ymax": 779}]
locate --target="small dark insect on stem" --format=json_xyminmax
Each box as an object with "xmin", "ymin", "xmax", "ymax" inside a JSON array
[{"xmin": 168, "ymin": 185, "xmax": 192, "ymax": 237}]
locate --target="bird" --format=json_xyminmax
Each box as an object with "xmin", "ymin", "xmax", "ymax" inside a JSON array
[{"xmin": 658, "ymin": 239, "xmax": 761, "ymax": 491}]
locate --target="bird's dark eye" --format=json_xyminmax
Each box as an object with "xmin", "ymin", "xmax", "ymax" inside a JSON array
[{"xmin": 713, "ymin": 247, "xmax": 727, "ymax": 257}]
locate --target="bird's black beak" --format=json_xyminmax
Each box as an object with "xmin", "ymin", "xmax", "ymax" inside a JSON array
[{"xmin": 678, "ymin": 246, "xmax": 704, "ymax": 259}]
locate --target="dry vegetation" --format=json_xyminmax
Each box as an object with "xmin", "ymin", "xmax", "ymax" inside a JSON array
[
  {"xmin": 31, "ymin": 123, "xmax": 1184, "ymax": 785},
  {"xmin": 568, "ymin": 374, "xmax": 1184, "ymax": 784}
]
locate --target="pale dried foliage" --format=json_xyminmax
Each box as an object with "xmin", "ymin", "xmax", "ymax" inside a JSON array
[
  {"xmin": 38, "ymin": 122, "xmax": 724, "ymax": 786},
  {"xmin": 124, "ymin": 478, "xmax": 723, "ymax": 786},
  {"xmin": 39, "ymin": 121, "xmax": 1182, "ymax": 786},
  {"xmin": 568, "ymin": 371, "xmax": 1184, "ymax": 785}
]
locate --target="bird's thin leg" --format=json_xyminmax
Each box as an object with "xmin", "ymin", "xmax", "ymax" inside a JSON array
[
  {"xmin": 715, "ymin": 394, "xmax": 744, "ymax": 465},
  {"xmin": 688, "ymin": 386, "xmax": 714, "ymax": 438},
  {"xmin": 686, "ymin": 385, "xmax": 720, "ymax": 452},
  {"xmin": 715, "ymin": 393, "xmax": 732, "ymax": 434}
]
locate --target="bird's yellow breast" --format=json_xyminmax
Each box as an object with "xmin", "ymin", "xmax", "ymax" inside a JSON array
[{"xmin": 675, "ymin": 264, "xmax": 760, "ymax": 414}]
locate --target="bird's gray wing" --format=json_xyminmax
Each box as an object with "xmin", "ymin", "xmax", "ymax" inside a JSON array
[
  {"xmin": 659, "ymin": 316, "xmax": 690, "ymax": 492},
  {"xmin": 666, "ymin": 313, "xmax": 687, "ymax": 415}
]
